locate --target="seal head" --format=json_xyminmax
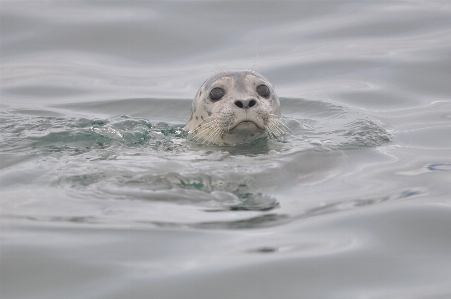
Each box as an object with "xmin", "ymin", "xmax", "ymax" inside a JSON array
[{"xmin": 187, "ymin": 70, "xmax": 287, "ymax": 145}]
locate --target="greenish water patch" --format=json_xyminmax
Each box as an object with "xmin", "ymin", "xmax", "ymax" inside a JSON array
[{"xmin": 0, "ymin": 113, "xmax": 188, "ymax": 156}]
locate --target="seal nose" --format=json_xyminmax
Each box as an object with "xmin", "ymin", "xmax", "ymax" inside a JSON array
[{"xmin": 234, "ymin": 99, "xmax": 257, "ymax": 109}]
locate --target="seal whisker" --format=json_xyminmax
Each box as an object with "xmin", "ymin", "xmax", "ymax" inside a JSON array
[
  {"xmin": 209, "ymin": 59, "xmax": 228, "ymax": 75},
  {"xmin": 193, "ymin": 124, "xmax": 215, "ymax": 136},
  {"xmin": 251, "ymin": 53, "xmax": 259, "ymax": 73},
  {"xmin": 267, "ymin": 120, "xmax": 284, "ymax": 136},
  {"xmin": 274, "ymin": 121, "xmax": 288, "ymax": 135},
  {"xmin": 195, "ymin": 123, "xmax": 218, "ymax": 141},
  {"xmin": 191, "ymin": 117, "xmax": 217, "ymax": 132},
  {"xmin": 202, "ymin": 121, "xmax": 222, "ymax": 144},
  {"xmin": 209, "ymin": 127, "xmax": 224, "ymax": 145},
  {"xmin": 257, "ymin": 114, "xmax": 281, "ymax": 139},
  {"xmin": 267, "ymin": 124, "xmax": 280, "ymax": 138},
  {"xmin": 270, "ymin": 116, "xmax": 290, "ymax": 134},
  {"xmin": 204, "ymin": 126, "xmax": 220, "ymax": 145},
  {"xmin": 266, "ymin": 118, "xmax": 289, "ymax": 139},
  {"xmin": 197, "ymin": 126, "xmax": 217, "ymax": 142},
  {"xmin": 275, "ymin": 122, "xmax": 289, "ymax": 136},
  {"xmin": 275, "ymin": 117, "xmax": 290, "ymax": 132},
  {"xmin": 191, "ymin": 117, "xmax": 219, "ymax": 139}
]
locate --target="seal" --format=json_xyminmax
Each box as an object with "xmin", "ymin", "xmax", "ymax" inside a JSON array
[{"xmin": 187, "ymin": 70, "xmax": 288, "ymax": 145}]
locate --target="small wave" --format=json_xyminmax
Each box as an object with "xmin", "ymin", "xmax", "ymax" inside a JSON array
[
  {"xmin": 56, "ymin": 170, "xmax": 280, "ymax": 212},
  {"xmin": 298, "ymin": 189, "xmax": 422, "ymax": 221},
  {"xmin": 1, "ymin": 114, "xmax": 188, "ymax": 155},
  {"xmin": 281, "ymin": 98, "xmax": 392, "ymax": 150},
  {"xmin": 2, "ymin": 99, "xmax": 392, "ymax": 226}
]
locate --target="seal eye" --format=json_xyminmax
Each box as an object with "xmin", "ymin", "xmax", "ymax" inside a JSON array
[
  {"xmin": 210, "ymin": 87, "xmax": 225, "ymax": 102},
  {"xmin": 257, "ymin": 85, "xmax": 270, "ymax": 98}
]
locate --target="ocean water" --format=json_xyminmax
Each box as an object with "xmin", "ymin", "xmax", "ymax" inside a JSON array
[{"xmin": 1, "ymin": 1, "xmax": 451, "ymax": 299}]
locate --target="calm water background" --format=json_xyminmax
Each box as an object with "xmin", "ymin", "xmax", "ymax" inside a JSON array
[{"xmin": 1, "ymin": 1, "xmax": 451, "ymax": 298}]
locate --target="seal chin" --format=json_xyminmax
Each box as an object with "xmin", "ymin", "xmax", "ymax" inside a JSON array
[{"xmin": 228, "ymin": 121, "xmax": 265, "ymax": 141}]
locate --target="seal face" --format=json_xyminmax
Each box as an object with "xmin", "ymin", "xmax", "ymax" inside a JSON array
[{"xmin": 187, "ymin": 70, "xmax": 288, "ymax": 145}]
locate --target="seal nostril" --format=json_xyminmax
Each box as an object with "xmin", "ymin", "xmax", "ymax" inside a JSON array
[
  {"xmin": 249, "ymin": 100, "xmax": 256, "ymax": 108},
  {"xmin": 235, "ymin": 101, "xmax": 244, "ymax": 108}
]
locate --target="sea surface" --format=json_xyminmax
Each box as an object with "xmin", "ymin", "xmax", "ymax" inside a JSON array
[{"xmin": 1, "ymin": 1, "xmax": 451, "ymax": 298}]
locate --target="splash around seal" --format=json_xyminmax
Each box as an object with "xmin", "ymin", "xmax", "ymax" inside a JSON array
[{"xmin": 186, "ymin": 70, "xmax": 289, "ymax": 145}]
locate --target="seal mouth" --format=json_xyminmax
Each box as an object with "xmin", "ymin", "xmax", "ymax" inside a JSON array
[{"xmin": 229, "ymin": 120, "xmax": 265, "ymax": 132}]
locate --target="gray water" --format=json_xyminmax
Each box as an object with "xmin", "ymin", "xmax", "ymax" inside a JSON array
[{"xmin": 1, "ymin": 1, "xmax": 451, "ymax": 298}]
